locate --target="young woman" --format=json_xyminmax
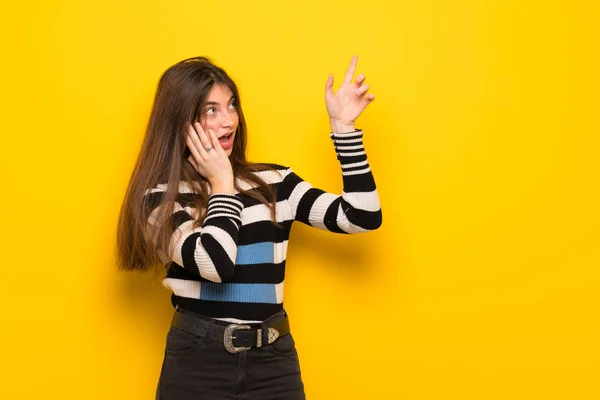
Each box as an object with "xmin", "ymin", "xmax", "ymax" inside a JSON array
[{"xmin": 116, "ymin": 55, "xmax": 382, "ymax": 399}]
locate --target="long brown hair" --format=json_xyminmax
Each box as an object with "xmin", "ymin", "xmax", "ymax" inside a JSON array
[{"xmin": 116, "ymin": 56, "xmax": 278, "ymax": 272}]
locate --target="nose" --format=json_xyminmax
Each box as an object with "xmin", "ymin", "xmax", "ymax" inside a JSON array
[{"xmin": 219, "ymin": 111, "xmax": 234, "ymax": 127}]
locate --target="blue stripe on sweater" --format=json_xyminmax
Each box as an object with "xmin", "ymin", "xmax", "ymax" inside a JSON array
[
  {"xmin": 199, "ymin": 283, "xmax": 278, "ymax": 304},
  {"xmin": 236, "ymin": 242, "xmax": 274, "ymax": 265}
]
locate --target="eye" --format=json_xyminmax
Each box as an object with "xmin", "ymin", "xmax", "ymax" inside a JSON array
[
  {"xmin": 228, "ymin": 101, "xmax": 236, "ymax": 110},
  {"xmin": 205, "ymin": 107, "xmax": 216, "ymax": 115}
]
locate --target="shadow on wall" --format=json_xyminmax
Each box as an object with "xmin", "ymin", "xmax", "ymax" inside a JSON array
[
  {"xmin": 287, "ymin": 224, "xmax": 383, "ymax": 285},
  {"xmin": 115, "ymin": 267, "xmax": 174, "ymax": 336}
]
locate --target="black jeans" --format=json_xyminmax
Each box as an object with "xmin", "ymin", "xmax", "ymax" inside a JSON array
[{"xmin": 156, "ymin": 310, "xmax": 306, "ymax": 400}]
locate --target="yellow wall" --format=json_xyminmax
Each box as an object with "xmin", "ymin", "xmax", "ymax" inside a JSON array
[{"xmin": 1, "ymin": 0, "xmax": 598, "ymax": 398}]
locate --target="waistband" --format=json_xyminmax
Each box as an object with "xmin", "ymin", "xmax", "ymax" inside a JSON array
[{"xmin": 171, "ymin": 307, "xmax": 291, "ymax": 353}]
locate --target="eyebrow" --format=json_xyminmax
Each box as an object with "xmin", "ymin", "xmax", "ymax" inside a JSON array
[{"xmin": 204, "ymin": 96, "xmax": 236, "ymax": 106}]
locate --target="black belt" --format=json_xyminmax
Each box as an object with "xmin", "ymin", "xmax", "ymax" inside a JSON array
[{"xmin": 171, "ymin": 308, "xmax": 291, "ymax": 353}]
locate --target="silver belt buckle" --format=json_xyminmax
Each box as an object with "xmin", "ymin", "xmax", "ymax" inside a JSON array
[
  {"xmin": 223, "ymin": 324, "xmax": 282, "ymax": 353},
  {"xmin": 224, "ymin": 324, "xmax": 251, "ymax": 353}
]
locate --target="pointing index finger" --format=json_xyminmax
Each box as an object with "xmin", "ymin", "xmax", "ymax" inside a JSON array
[{"xmin": 344, "ymin": 55, "xmax": 358, "ymax": 83}]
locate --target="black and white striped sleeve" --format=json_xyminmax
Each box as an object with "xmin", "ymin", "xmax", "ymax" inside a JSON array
[
  {"xmin": 284, "ymin": 129, "xmax": 382, "ymax": 233},
  {"xmin": 145, "ymin": 192, "xmax": 244, "ymax": 282}
]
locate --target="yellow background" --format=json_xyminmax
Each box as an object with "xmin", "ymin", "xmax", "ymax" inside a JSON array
[{"xmin": 1, "ymin": 0, "xmax": 599, "ymax": 398}]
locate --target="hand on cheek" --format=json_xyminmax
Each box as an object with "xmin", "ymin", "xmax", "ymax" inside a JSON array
[{"xmin": 185, "ymin": 122, "xmax": 234, "ymax": 193}]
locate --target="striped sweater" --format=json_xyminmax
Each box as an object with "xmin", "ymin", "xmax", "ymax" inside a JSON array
[{"xmin": 144, "ymin": 130, "xmax": 382, "ymax": 323}]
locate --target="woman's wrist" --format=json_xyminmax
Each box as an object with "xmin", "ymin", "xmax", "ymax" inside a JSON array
[
  {"xmin": 329, "ymin": 120, "xmax": 356, "ymax": 134},
  {"xmin": 210, "ymin": 179, "xmax": 235, "ymax": 195}
]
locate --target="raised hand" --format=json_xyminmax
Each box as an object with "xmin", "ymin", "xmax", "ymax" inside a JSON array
[
  {"xmin": 186, "ymin": 122, "xmax": 235, "ymax": 194},
  {"xmin": 325, "ymin": 55, "xmax": 375, "ymax": 133}
]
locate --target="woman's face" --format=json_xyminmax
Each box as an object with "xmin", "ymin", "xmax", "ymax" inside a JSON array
[{"xmin": 199, "ymin": 84, "xmax": 239, "ymax": 156}]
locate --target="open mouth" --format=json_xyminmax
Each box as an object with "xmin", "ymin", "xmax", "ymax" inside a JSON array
[{"xmin": 218, "ymin": 133, "xmax": 234, "ymax": 149}]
